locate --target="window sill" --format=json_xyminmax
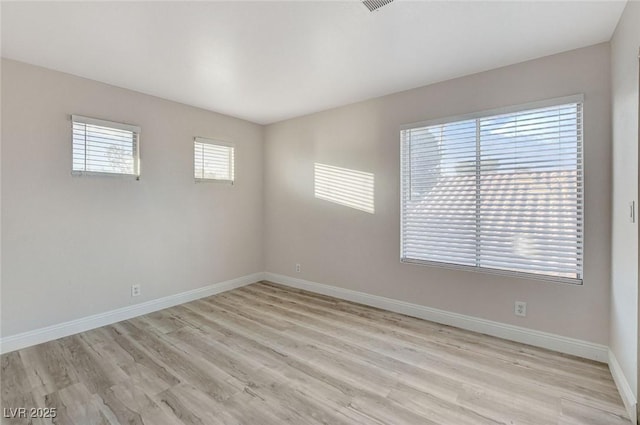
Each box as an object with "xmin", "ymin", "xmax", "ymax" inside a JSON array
[
  {"xmin": 400, "ymin": 258, "xmax": 583, "ymax": 286},
  {"xmin": 71, "ymin": 170, "xmax": 140, "ymax": 180},
  {"xmin": 195, "ymin": 178, "xmax": 234, "ymax": 185}
]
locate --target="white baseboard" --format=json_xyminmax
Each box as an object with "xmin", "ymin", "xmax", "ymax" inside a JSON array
[
  {"xmin": 609, "ymin": 349, "xmax": 638, "ymax": 423},
  {"xmin": 0, "ymin": 270, "xmax": 613, "ymax": 366},
  {"xmin": 0, "ymin": 272, "xmax": 264, "ymax": 355},
  {"xmin": 264, "ymin": 272, "xmax": 609, "ymax": 363},
  {"xmin": 4, "ymin": 270, "xmax": 629, "ymax": 419}
]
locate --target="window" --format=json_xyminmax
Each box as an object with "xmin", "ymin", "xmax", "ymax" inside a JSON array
[
  {"xmin": 194, "ymin": 137, "xmax": 235, "ymax": 183},
  {"xmin": 72, "ymin": 115, "xmax": 140, "ymax": 177},
  {"xmin": 400, "ymin": 95, "xmax": 583, "ymax": 283}
]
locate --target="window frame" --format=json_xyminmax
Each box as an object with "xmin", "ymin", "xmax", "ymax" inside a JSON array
[
  {"xmin": 193, "ymin": 137, "xmax": 235, "ymax": 184},
  {"xmin": 399, "ymin": 94, "xmax": 585, "ymax": 285},
  {"xmin": 71, "ymin": 114, "xmax": 141, "ymax": 179}
]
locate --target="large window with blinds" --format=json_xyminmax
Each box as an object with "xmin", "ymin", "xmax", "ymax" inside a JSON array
[
  {"xmin": 72, "ymin": 115, "xmax": 140, "ymax": 177},
  {"xmin": 400, "ymin": 96, "xmax": 583, "ymax": 283}
]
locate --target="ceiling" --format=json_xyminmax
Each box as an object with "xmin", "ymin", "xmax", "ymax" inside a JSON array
[{"xmin": 1, "ymin": 1, "xmax": 627, "ymax": 124}]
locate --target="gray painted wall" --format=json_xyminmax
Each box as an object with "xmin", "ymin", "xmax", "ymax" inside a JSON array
[
  {"xmin": 264, "ymin": 43, "xmax": 612, "ymax": 344},
  {"xmin": 0, "ymin": 42, "xmax": 619, "ymax": 360},
  {"xmin": 611, "ymin": 0, "xmax": 640, "ymax": 405},
  {"xmin": 1, "ymin": 59, "xmax": 264, "ymax": 336}
]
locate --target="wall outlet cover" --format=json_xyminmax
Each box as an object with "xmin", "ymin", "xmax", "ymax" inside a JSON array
[{"xmin": 515, "ymin": 301, "xmax": 527, "ymax": 317}]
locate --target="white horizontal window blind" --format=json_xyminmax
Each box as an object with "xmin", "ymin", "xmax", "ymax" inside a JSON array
[
  {"xmin": 401, "ymin": 96, "xmax": 583, "ymax": 283},
  {"xmin": 72, "ymin": 115, "xmax": 140, "ymax": 176},
  {"xmin": 194, "ymin": 138, "xmax": 235, "ymax": 182}
]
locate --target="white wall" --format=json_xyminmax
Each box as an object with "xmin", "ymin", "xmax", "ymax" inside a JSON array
[
  {"xmin": 610, "ymin": 0, "xmax": 640, "ymax": 406},
  {"xmin": 0, "ymin": 41, "xmax": 619, "ymax": 357},
  {"xmin": 0, "ymin": 59, "xmax": 264, "ymax": 337},
  {"xmin": 264, "ymin": 43, "xmax": 612, "ymax": 345}
]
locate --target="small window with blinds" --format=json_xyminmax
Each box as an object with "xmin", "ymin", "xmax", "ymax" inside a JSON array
[
  {"xmin": 194, "ymin": 137, "xmax": 235, "ymax": 183},
  {"xmin": 72, "ymin": 115, "xmax": 140, "ymax": 177},
  {"xmin": 400, "ymin": 95, "xmax": 583, "ymax": 283}
]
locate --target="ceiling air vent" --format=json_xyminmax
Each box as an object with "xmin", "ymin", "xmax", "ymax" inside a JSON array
[{"xmin": 362, "ymin": 0, "xmax": 394, "ymax": 12}]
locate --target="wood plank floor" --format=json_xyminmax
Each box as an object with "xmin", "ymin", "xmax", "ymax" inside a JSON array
[{"xmin": 1, "ymin": 281, "xmax": 631, "ymax": 425}]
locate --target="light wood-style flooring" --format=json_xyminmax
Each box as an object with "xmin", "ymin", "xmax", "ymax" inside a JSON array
[{"xmin": 1, "ymin": 281, "xmax": 631, "ymax": 425}]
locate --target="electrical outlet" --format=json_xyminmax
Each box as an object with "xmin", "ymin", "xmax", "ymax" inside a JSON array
[
  {"xmin": 514, "ymin": 301, "xmax": 527, "ymax": 317},
  {"xmin": 131, "ymin": 284, "xmax": 141, "ymax": 297},
  {"xmin": 295, "ymin": 263, "xmax": 301, "ymax": 273}
]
